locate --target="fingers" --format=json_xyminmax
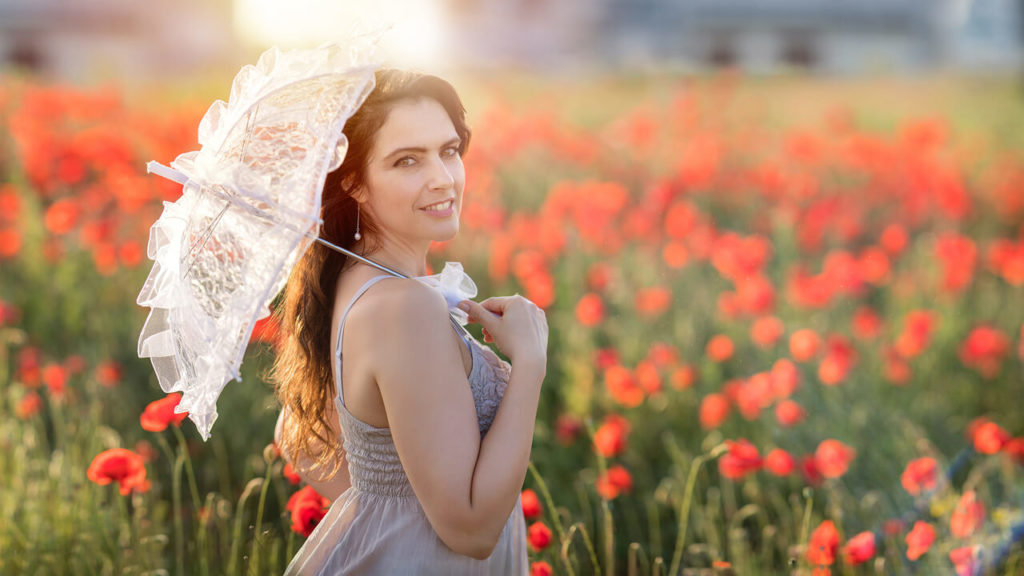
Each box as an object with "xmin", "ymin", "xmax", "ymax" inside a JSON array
[{"xmin": 458, "ymin": 299, "xmax": 499, "ymax": 330}]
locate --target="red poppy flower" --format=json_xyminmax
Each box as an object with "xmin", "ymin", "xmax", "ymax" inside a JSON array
[
  {"xmin": 1004, "ymin": 437, "xmax": 1024, "ymax": 465},
  {"xmin": 751, "ymin": 316, "xmax": 784, "ymax": 349},
  {"xmin": 604, "ymin": 364, "xmax": 643, "ymax": 408},
  {"xmin": 958, "ymin": 326, "xmax": 1009, "ymax": 379},
  {"xmin": 789, "ymin": 329, "xmax": 820, "ymax": 362},
  {"xmin": 554, "ymin": 413, "xmax": 583, "ymax": 446},
  {"xmin": 42, "ymin": 363, "xmax": 68, "ymax": 399},
  {"xmin": 950, "ymin": 490, "xmax": 985, "ymax": 538},
  {"xmin": 596, "ymin": 465, "xmax": 633, "ymax": 500},
  {"xmin": 530, "ymin": 561, "xmax": 553, "ymax": 576},
  {"xmin": 800, "ymin": 455, "xmax": 823, "ymax": 486},
  {"xmin": 852, "ymin": 306, "xmax": 882, "ymax": 340},
  {"xmin": 286, "ymin": 485, "xmax": 330, "ymax": 537},
  {"xmin": 670, "ymin": 365, "xmax": 696, "ymax": 390},
  {"xmin": 282, "ymin": 462, "xmax": 301, "ymax": 485},
  {"xmin": 527, "ymin": 521, "xmax": 552, "ymax": 551},
  {"xmin": 901, "ymin": 457, "xmax": 938, "ymax": 496},
  {"xmin": 575, "ymin": 293, "xmax": 605, "ymax": 327},
  {"xmin": 706, "ymin": 334, "xmax": 734, "ymax": 362},
  {"xmin": 140, "ymin": 393, "xmax": 189, "ymax": 432},
  {"xmin": 807, "ymin": 520, "xmax": 839, "ymax": 566},
  {"xmin": 949, "ymin": 546, "xmax": 980, "ymax": 576},
  {"xmin": 815, "ymin": 440, "xmax": 856, "ymax": 479},
  {"xmin": 635, "ymin": 287, "xmax": 672, "ymax": 317},
  {"xmin": 770, "ymin": 358, "xmax": 800, "ymax": 399},
  {"xmin": 521, "ymin": 489, "xmax": 542, "ymax": 519},
  {"xmin": 699, "ymin": 393, "xmax": 730, "ymax": 430},
  {"xmin": 94, "ymin": 361, "xmax": 122, "ymax": 388},
  {"xmin": 764, "ymin": 448, "xmax": 795, "ymax": 476},
  {"xmin": 16, "ymin": 391, "xmax": 42, "ymax": 419},
  {"xmin": 87, "ymin": 448, "xmax": 151, "ymax": 495},
  {"xmin": 718, "ymin": 439, "xmax": 762, "ymax": 480},
  {"xmin": 593, "ymin": 414, "xmax": 630, "ymax": 458},
  {"xmin": 775, "ymin": 400, "xmax": 806, "ymax": 427},
  {"xmin": 634, "ymin": 360, "xmax": 662, "ymax": 395},
  {"xmin": 971, "ymin": 420, "xmax": 1010, "ymax": 454},
  {"xmin": 842, "ymin": 531, "xmax": 875, "ymax": 565},
  {"xmin": 905, "ymin": 521, "xmax": 935, "ymax": 561}
]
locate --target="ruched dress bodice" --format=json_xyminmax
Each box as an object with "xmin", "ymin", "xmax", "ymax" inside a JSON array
[{"xmin": 284, "ymin": 275, "xmax": 529, "ymax": 575}]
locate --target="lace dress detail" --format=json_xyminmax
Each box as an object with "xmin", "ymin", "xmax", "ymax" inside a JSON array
[{"xmin": 284, "ymin": 275, "xmax": 528, "ymax": 575}]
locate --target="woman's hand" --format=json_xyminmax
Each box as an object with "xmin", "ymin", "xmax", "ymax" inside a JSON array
[{"xmin": 458, "ymin": 295, "xmax": 548, "ymax": 375}]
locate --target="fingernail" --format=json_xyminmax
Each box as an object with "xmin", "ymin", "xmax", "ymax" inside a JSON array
[{"xmin": 457, "ymin": 301, "xmax": 470, "ymax": 312}]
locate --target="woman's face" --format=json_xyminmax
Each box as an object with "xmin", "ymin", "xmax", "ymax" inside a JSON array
[{"xmin": 357, "ymin": 97, "xmax": 465, "ymax": 248}]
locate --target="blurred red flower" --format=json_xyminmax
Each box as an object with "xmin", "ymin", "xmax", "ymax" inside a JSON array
[
  {"xmin": 635, "ymin": 286, "xmax": 672, "ymax": 317},
  {"xmin": 634, "ymin": 360, "xmax": 662, "ymax": 395},
  {"xmin": 527, "ymin": 521, "xmax": 552, "ymax": 551},
  {"xmin": 286, "ymin": 485, "xmax": 330, "ymax": 537},
  {"xmin": 554, "ymin": 413, "xmax": 583, "ymax": 446},
  {"xmin": 94, "ymin": 360, "xmax": 122, "ymax": 388},
  {"xmin": 530, "ymin": 561, "xmax": 553, "ymax": 576},
  {"xmin": 521, "ymin": 489, "xmax": 542, "ymax": 519},
  {"xmin": 718, "ymin": 439, "xmax": 762, "ymax": 480},
  {"xmin": 905, "ymin": 521, "xmax": 935, "ymax": 561},
  {"xmin": 670, "ymin": 365, "xmax": 696, "ymax": 390},
  {"xmin": 593, "ymin": 413, "xmax": 630, "ymax": 458},
  {"xmin": 789, "ymin": 329, "xmax": 820, "ymax": 362},
  {"xmin": 42, "ymin": 363, "xmax": 67, "ymax": 399},
  {"xmin": 16, "ymin": 391, "xmax": 42, "ymax": 419},
  {"xmin": 901, "ymin": 457, "xmax": 938, "ymax": 496},
  {"xmin": 87, "ymin": 448, "xmax": 151, "ymax": 495},
  {"xmin": 815, "ymin": 440, "xmax": 856, "ymax": 479},
  {"xmin": 841, "ymin": 531, "xmax": 875, "ymax": 565},
  {"xmin": 800, "ymin": 455, "xmax": 823, "ymax": 486},
  {"xmin": 751, "ymin": 316, "xmax": 784, "ymax": 349},
  {"xmin": 971, "ymin": 419, "xmax": 1010, "ymax": 454},
  {"xmin": 949, "ymin": 545, "xmax": 980, "ymax": 576},
  {"xmin": 575, "ymin": 293, "xmax": 605, "ymax": 327},
  {"xmin": 950, "ymin": 490, "xmax": 985, "ymax": 538},
  {"xmin": 43, "ymin": 198, "xmax": 80, "ymax": 235},
  {"xmin": 282, "ymin": 462, "xmax": 301, "ymax": 485},
  {"xmin": 140, "ymin": 392, "xmax": 189, "ymax": 432},
  {"xmin": 774, "ymin": 400, "xmax": 806, "ymax": 427},
  {"xmin": 706, "ymin": 334, "xmax": 734, "ymax": 362},
  {"xmin": 596, "ymin": 464, "xmax": 633, "ymax": 500},
  {"xmin": 807, "ymin": 520, "xmax": 839, "ymax": 566},
  {"xmin": 604, "ymin": 364, "xmax": 644, "ymax": 408},
  {"xmin": 764, "ymin": 448, "xmax": 795, "ymax": 476},
  {"xmin": 957, "ymin": 325, "xmax": 1009, "ymax": 379},
  {"xmin": 699, "ymin": 393, "xmax": 730, "ymax": 430},
  {"xmin": 851, "ymin": 306, "xmax": 882, "ymax": 340}
]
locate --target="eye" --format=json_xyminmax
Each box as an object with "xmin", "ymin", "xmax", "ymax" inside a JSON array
[
  {"xmin": 444, "ymin": 146, "xmax": 461, "ymax": 157},
  {"xmin": 395, "ymin": 156, "xmax": 416, "ymax": 167}
]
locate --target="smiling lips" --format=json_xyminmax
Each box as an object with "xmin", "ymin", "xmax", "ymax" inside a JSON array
[{"xmin": 420, "ymin": 199, "xmax": 454, "ymax": 213}]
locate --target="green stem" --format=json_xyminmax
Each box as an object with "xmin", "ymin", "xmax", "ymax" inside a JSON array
[
  {"xmin": 560, "ymin": 522, "xmax": 599, "ymax": 576},
  {"xmin": 228, "ymin": 479, "xmax": 260, "ymax": 576},
  {"xmin": 668, "ymin": 442, "xmax": 727, "ymax": 576},
  {"xmin": 173, "ymin": 450, "xmax": 186, "ymax": 576},
  {"xmin": 172, "ymin": 426, "xmax": 208, "ymax": 576},
  {"xmin": 250, "ymin": 462, "xmax": 274, "ymax": 573},
  {"xmin": 527, "ymin": 460, "xmax": 576, "ymax": 576}
]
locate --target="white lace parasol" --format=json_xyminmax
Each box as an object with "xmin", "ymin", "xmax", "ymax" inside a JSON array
[{"xmin": 136, "ymin": 37, "xmax": 384, "ymax": 440}]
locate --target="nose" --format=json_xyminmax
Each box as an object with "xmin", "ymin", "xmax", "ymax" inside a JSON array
[{"xmin": 427, "ymin": 155, "xmax": 455, "ymax": 191}]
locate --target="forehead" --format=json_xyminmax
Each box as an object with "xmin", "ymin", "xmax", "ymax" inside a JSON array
[{"xmin": 371, "ymin": 98, "xmax": 458, "ymax": 158}]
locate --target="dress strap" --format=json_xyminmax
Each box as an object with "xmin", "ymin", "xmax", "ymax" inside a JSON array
[{"xmin": 334, "ymin": 275, "xmax": 472, "ymax": 408}]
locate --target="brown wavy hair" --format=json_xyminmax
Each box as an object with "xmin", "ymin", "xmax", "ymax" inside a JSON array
[{"xmin": 271, "ymin": 68, "xmax": 472, "ymax": 481}]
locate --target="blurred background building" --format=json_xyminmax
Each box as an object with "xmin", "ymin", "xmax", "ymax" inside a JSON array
[{"xmin": 0, "ymin": 0, "xmax": 1021, "ymax": 80}]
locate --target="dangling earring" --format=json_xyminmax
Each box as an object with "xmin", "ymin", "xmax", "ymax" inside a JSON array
[{"xmin": 353, "ymin": 205, "xmax": 361, "ymax": 241}]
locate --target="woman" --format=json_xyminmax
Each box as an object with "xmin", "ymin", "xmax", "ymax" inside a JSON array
[{"xmin": 273, "ymin": 68, "xmax": 548, "ymax": 575}]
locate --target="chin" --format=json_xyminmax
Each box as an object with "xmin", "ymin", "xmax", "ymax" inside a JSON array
[{"xmin": 434, "ymin": 222, "xmax": 460, "ymax": 242}]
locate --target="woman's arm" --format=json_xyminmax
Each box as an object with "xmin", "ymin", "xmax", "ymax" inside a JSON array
[
  {"xmin": 354, "ymin": 279, "xmax": 545, "ymax": 560},
  {"xmin": 275, "ymin": 406, "xmax": 352, "ymax": 502}
]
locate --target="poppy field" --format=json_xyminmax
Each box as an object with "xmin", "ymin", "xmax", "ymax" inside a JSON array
[{"xmin": 1, "ymin": 71, "xmax": 1023, "ymax": 575}]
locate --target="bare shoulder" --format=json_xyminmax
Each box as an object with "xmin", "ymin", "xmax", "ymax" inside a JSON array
[{"xmin": 344, "ymin": 276, "xmax": 451, "ymax": 346}]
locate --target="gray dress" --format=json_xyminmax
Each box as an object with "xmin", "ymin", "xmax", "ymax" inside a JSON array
[{"xmin": 284, "ymin": 275, "xmax": 530, "ymax": 575}]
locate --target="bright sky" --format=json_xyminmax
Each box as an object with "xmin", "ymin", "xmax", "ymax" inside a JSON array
[{"xmin": 233, "ymin": 0, "xmax": 449, "ymax": 68}]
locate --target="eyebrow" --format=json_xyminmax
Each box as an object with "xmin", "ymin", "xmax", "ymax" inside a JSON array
[{"xmin": 384, "ymin": 137, "xmax": 462, "ymax": 160}]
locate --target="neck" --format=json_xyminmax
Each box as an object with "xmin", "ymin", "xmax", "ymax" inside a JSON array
[{"xmin": 354, "ymin": 237, "xmax": 430, "ymax": 278}]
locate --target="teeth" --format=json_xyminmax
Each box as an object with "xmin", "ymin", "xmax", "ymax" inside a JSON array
[{"xmin": 422, "ymin": 200, "xmax": 453, "ymax": 212}]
